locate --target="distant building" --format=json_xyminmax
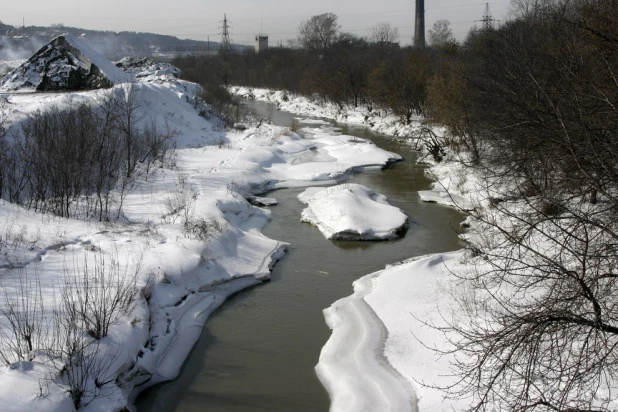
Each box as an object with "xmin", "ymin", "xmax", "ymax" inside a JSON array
[{"xmin": 255, "ymin": 35, "xmax": 268, "ymax": 53}]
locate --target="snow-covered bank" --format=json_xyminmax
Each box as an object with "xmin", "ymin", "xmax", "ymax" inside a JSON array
[
  {"xmin": 362, "ymin": 253, "xmax": 473, "ymax": 411},
  {"xmin": 316, "ymin": 252, "xmax": 481, "ymax": 411},
  {"xmin": 317, "ymin": 117, "xmax": 618, "ymax": 411},
  {"xmin": 230, "ymin": 86, "xmax": 420, "ymax": 138},
  {"xmin": 316, "ymin": 267, "xmax": 417, "ymax": 412},
  {"xmin": 231, "ymin": 84, "xmax": 477, "ymax": 410},
  {"xmin": 298, "ymin": 184, "xmax": 407, "ymax": 240},
  {"xmin": 0, "ymin": 52, "xmax": 403, "ymax": 410},
  {"xmin": 314, "ymin": 160, "xmax": 476, "ymax": 410}
]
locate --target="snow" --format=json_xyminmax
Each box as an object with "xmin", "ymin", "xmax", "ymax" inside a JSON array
[
  {"xmin": 417, "ymin": 182, "xmax": 472, "ymax": 210},
  {"xmin": 362, "ymin": 252, "xmax": 474, "ymax": 411},
  {"xmin": 316, "ymin": 267, "xmax": 417, "ymax": 412},
  {"xmin": 0, "ymin": 360, "xmax": 75, "ymax": 412},
  {"xmin": 0, "ymin": 47, "xmax": 408, "ymax": 410},
  {"xmin": 0, "ymin": 34, "xmax": 132, "ymax": 92},
  {"xmin": 298, "ymin": 184, "xmax": 407, "ymax": 240},
  {"xmin": 231, "ymin": 86, "xmax": 421, "ymax": 138},
  {"xmin": 62, "ymin": 34, "xmax": 133, "ymax": 85}
]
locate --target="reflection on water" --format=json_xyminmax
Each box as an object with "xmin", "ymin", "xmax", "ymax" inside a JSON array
[{"xmin": 137, "ymin": 100, "xmax": 466, "ymax": 412}]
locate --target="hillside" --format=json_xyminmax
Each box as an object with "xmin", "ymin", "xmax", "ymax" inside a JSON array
[{"xmin": 1, "ymin": 23, "xmax": 250, "ymax": 62}]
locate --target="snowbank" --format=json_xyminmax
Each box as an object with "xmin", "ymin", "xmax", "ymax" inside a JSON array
[
  {"xmin": 230, "ymin": 86, "xmax": 420, "ymax": 138},
  {"xmin": 298, "ymin": 184, "xmax": 407, "ymax": 240},
  {"xmin": 362, "ymin": 253, "xmax": 474, "ymax": 411},
  {"xmin": 316, "ymin": 266, "xmax": 416, "ymax": 412},
  {"xmin": 0, "ymin": 62, "xmax": 410, "ymax": 410},
  {"xmin": 417, "ymin": 182, "xmax": 472, "ymax": 210}
]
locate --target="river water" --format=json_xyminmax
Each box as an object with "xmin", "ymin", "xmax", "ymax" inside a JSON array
[{"xmin": 136, "ymin": 101, "xmax": 465, "ymax": 411}]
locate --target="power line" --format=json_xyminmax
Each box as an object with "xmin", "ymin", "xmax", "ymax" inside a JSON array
[
  {"xmin": 219, "ymin": 14, "xmax": 233, "ymax": 52},
  {"xmin": 476, "ymin": 3, "xmax": 499, "ymax": 30},
  {"xmin": 4, "ymin": 2, "xmax": 500, "ymax": 45},
  {"xmin": 3, "ymin": 3, "xmax": 496, "ymax": 24},
  {"xmin": 160, "ymin": 21, "xmax": 478, "ymax": 38}
]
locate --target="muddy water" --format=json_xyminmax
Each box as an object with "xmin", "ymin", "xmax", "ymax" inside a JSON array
[{"xmin": 136, "ymin": 101, "xmax": 465, "ymax": 411}]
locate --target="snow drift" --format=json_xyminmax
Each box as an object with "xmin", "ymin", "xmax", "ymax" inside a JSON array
[{"xmin": 298, "ymin": 184, "xmax": 407, "ymax": 240}]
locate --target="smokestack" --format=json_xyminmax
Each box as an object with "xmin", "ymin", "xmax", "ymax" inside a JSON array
[{"xmin": 414, "ymin": 0, "xmax": 425, "ymax": 48}]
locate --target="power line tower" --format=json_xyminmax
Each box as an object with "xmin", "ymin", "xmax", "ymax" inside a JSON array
[
  {"xmin": 219, "ymin": 13, "xmax": 233, "ymax": 53},
  {"xmin": 479, "ymin": 3, "xmax": 498, "ymax": 30}
]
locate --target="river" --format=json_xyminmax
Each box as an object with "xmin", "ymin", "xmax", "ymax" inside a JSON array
[{"xmin": 136, "ymin": 100, "xmax": 465, "ymax": 411}]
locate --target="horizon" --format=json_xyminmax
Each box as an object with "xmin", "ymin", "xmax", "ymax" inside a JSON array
[{"xmin": 2, "ymin": 1, "xmax": 512, "ymax": 47}]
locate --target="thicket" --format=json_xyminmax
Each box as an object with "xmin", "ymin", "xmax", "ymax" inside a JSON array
[
  {"xmin": 0, "ymin": 252, "xmax": 141, "ymax": 408},
  {"xmin": 423, "ymin": 1, "xmax": 618, "ymax": 411},
  {"xmin": 171, "ymin": 29, "xmax": 436, "ymax": 124},
  {"xmin": 0, "ymin": 86, "xmax": 176, "ymax": 220},
  {"xmin": 170, "ymin": 54, "xmax": 245, "ymax": 124}
]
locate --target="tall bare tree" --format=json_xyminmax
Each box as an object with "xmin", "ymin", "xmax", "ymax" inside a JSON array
[
  {"xmin": 368, "ymin": 22, "xmax": 399, "ymax": 45},
  {"xmin": 428, "ymin": 19, "xmax": 454, "ymax": 47},
  {"xmin": 298, "ymin": 13, "xmax": 340, "ymax": 53}
]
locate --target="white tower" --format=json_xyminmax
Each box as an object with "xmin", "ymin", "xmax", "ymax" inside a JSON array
[
  {"xmin": 255, "ymin": 15, "xmax": 268, "ymax": 53},
  {"xmin": 255, "ymin": 35, "xmax": 268, "ymax": 53}
]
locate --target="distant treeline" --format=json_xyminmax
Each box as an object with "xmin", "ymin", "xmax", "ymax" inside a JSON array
[
  {"xmin": 170, "ymin": 15, "xmax": 456, "ymax": 125},
  {"xmin": 0, "ymin": 21, "xmax": 250, "ymax": 60},
  {"xmin": 173, "ymin": 42, "xmax": 438, "ymax": 125}
]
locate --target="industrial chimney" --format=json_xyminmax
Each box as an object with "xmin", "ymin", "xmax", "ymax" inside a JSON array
[{"xmin": 414, "ymin": 0, "xmax": 425, "ymax": 48}]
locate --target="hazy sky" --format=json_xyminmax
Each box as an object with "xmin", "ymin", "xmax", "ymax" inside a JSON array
[{"xmin": 2, "ymin": 1, "xmax": 513, "ymax": 46}]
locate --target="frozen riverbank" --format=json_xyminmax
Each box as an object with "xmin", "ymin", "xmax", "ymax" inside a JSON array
[
  {"xmin": 0, "ymin": 61, "xmax": 403, "ymax": 410},
  {"xmin": 230, "ymin": 86, "xmax": 420, "ymax": 138},
  {"xmin": 316, "ymin": 267, "xmax": 417, "ymax": 412},
  {"xmin": 137, "ymin": 98, "xmax": 467, "ymax": 412},
  {"xmin": 321, "ymin": 252, "xmax": 472, "ymax": 411}
]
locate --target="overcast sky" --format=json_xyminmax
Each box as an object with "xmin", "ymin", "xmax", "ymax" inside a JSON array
[{"xmin": 2, "ymin": 1, "xmax": 513, "ymax": 46}]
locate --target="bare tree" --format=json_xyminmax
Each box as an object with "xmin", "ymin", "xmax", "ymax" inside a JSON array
[
  {"xmin": 368, "ymin": 22, "xmax": 399, "ymax": 45},
  {"xmin": 0, "ymin": 267, "xmax": 50, "ymax": 365},
  {"xmin": 424, "ymin": 1, "xmax": 618, "ymax": 410},
  {"xmin": 0, "ymin": 101, "xmax": 9, "ymax": 199},
  {"xmin": 428, "ymin": 19, "xmax": 454, "ymax": 47},
  {"xmin": 63, "ymin": 251, "xmax": 139, "ymax": 340},
  {"xmin": 55, "ymin": 283, "xmax": 126, "ymax": 409},
  {"xmin": 298, "ymin": 13, "xmax": 340, "ymax": 53},
  {"xmin": 367, "ymin": 51, "xmax": 431, "ymax": 123},
  {"xmin": 427, "ymin": 61, "xmax": 483, "ymax": 164},
  {"xmin": 115, "ymin": 84, "xmax": 145, "ymax": 179}
]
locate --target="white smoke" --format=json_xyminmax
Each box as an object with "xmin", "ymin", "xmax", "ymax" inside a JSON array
[
  {"xmin": 0, "ymin": 36, "xmax": 48, "ymax": 77},
  {"xmin": 0, "ymin": 36, "xmax": 45, "ymax": 61}
]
